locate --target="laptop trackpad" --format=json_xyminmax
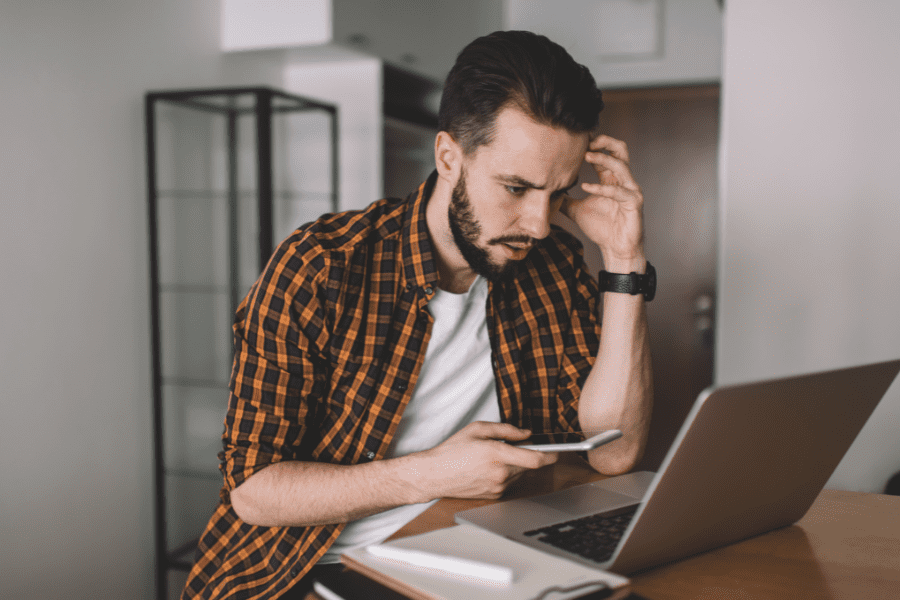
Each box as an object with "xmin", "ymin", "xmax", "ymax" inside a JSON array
[{"xmin": 527, "ymin": 486, "xmax": 637, "ymax": 517}]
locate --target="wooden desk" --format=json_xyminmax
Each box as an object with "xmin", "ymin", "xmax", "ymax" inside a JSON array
[{"xmin": 314, "ymin": 455, "xmax": 900, "ymax": 599}]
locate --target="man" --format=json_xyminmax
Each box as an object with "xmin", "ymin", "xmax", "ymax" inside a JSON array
[{"xmin": 182, "ymin": 30, "xmax": 653, "ymax": 600}]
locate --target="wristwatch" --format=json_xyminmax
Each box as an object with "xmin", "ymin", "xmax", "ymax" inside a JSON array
[{"xmin": 598, "ymin": 261, "xmax": 656, "ymax": 301}]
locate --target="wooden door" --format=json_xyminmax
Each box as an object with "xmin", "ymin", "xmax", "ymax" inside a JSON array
[{"xmin": 557, "ymin": 85, "xmax": 720, "ymax": 470}]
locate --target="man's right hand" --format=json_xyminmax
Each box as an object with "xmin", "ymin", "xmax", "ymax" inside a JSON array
[
  {"xmin": 230, "ymin": 421, "xmax": 559, "ymax": 527},
  {"xmin": 402, "ymin": 421, "xmax": 559, "ymax": 501}
]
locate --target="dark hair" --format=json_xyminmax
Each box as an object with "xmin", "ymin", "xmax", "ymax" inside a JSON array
[{"xmin": 438, "ymin": 30, "xmax": 604, "ymax": 155}]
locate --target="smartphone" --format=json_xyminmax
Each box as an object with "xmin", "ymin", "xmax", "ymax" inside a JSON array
[{"xmin": 515, "ymin": 429, "xmax": 622, "ymax": 452}]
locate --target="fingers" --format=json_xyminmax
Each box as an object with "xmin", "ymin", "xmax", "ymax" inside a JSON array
[
  {"xmin": 498, "ymin": 445, "xmax": 559, "ymax": 470},
  {"xmin": 463, "ymin": 420, "xmax": 531, "ymax": 442},
  {"xmin": 473, "ymin": 467, "xmax": 524, "ymax": 500},
  {"xmin": 458, "ymin": 422, "xmax": 558, "ymax": 469},
  {"xmin": 422, "ymin": 426, "xmax": 562, "ymax": 500},
  {"xmin": 578, "ymin": 182, "xmax": 643, "ymax": 208},
  {"xmin": 589, "ymin": 134, "xmax": 630, "ymax": 163},
  {"xmin": 586, "ymin": 135, "xmax": 638, "ymax": 191},
  {"xmin": 584, "ymin": 150, "xmax": 639, "ymax": 191}
]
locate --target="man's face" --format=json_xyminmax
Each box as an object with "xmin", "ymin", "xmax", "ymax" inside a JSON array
[{"xmin": 446, "ymin": 106, "xmax": 590, "ymax": 282}]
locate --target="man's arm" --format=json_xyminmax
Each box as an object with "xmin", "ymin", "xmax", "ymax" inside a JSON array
[
  {"xmin": 578, "ymin": 269, "xmax": 652, "ymax": 475},
  {"xmin": 230, "ymin": 421, "xmax": 557, "ymax": 527},
  {"xmin": 562, "ymin": 135, "xmax": 653, "ymax": 475}
]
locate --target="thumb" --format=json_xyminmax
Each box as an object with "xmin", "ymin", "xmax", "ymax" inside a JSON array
[{"xmin": 560, "ymin": 195, "xmax": 580, "ymax": 221}]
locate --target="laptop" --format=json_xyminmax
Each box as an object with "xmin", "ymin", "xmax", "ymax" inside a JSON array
[{"xmin": 455, "ymin": 358, "xmax": 900, "ymax": 575}]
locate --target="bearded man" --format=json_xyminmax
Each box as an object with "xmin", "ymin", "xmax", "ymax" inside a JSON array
[{"xmin": 183, "ymin": 29, "xmax": 654, "ymax": 600}]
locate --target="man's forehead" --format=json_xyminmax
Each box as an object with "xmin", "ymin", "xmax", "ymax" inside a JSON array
[
  {"xmin": 472, "ymin": 108, "xmax": 588, "ymax": 186},
  {"xmin": 493, "ymin": 107, "xmax": 586, "ymax": 142}
]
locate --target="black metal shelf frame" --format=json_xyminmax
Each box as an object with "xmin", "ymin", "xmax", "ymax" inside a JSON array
[{"xmin": 146, "ymin": 87, "xmax": 338, "ymax": 600}]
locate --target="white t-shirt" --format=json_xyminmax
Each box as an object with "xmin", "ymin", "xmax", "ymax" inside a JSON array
[{"xmin": 320, "ymin": 276, "xmax": 500, "ymax": 563}]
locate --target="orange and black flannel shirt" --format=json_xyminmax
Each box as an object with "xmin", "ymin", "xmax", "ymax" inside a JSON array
[{"xmin": 182, "ymin": 173, "xmax": 603, "ymax": 599}]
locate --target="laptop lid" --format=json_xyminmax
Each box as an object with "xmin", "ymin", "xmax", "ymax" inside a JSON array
[{"xmin": 608, "ymin": 358, "xmax": 900, "ymax": 574}]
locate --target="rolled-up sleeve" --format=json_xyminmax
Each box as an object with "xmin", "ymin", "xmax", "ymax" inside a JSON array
[{"xmin": 218, "ymin": 236, "xmax": 329, "ymax": 498}]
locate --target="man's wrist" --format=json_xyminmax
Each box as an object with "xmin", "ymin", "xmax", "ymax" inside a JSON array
[
  {"xmin": 601, "ymin": 255, "xmax": 647, "ymax": 275},
  {"xmin": 599, "ymin": 260, "xmax": 656, "ymax": 302},
  {"xmin": 389, "ymin": 453, "xmax": 435, "ymax": 504}
]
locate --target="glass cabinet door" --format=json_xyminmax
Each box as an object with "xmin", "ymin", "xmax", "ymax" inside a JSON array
[{"xmin": 146, "ymin": 88, "xmax": 337, "ymax": 599}]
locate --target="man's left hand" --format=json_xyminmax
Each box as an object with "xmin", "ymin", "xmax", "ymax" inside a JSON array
[{"xmin": 562, "ymin": 135, "xmax": 645, "ymax": 272}]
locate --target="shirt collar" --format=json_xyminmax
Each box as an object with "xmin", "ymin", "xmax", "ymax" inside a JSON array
[{"xmin": 400, "ymin": 170, "xmax": 441, "ymax": 293}]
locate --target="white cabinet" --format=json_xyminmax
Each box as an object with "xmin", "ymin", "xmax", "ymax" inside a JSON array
[
  {"xmin": 506, "ymin": 0, "xmax": 723, "ymax": 87},
  {"xmin": 222, "ymin": 0, "xmax": 720, "ymax": 87},
  {"xmin": 222, "ymin": 0, "xmax": 503, "ymax": 81}
]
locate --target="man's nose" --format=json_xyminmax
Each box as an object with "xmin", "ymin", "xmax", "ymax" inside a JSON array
[{"xmin": 518, "ymin": 194, "xmax": 553, "ymax": 240}]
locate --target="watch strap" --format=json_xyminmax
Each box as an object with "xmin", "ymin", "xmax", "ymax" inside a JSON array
[{"xmin": 598, "ymin": 261, "xmax": 656, "ymax": 301}]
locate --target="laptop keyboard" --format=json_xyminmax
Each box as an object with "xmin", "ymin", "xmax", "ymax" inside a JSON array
[{"xmin": 523, "ymin": 504, "xmax": 639, "ymax": 563}]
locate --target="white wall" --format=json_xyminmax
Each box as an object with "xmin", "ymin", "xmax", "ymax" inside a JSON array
[
  {"xmin": 718, "ymin": 0, "xmax": 900, "ymax": 492},
  {"xmin": 0, "ymin": 2, "xmax": 283, "ymax": 598},
  {"xmin": 282, "ymin": 49, "xmax": 384, "ymax": 211}
]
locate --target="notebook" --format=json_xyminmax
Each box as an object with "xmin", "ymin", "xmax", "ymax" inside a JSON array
[
  {"xmin": 339, "ymin": 522, "xmax": 630, "ymax": 600},
  {"xmin": 456, "ymin": 359, "xmax": 900, "ymax": 575}
]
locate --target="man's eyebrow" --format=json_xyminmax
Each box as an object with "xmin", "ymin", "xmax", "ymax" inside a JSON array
[
  {"xmin": 495, "ymin": 174, "xmax": 579, "ymax": 193},
  {"xmin": 496, "ymin": 174, "xmax": 541, "ymax": 189}
]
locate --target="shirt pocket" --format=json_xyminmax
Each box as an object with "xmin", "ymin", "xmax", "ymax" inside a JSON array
[{"xmin": 314, "ymin": 352, "xmax": 384, "ymax": 461}]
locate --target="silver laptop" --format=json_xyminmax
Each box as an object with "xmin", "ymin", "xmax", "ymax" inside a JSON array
[{"xmin": 456, "ymin": 359, "xmax": 900, "ymax": 574}]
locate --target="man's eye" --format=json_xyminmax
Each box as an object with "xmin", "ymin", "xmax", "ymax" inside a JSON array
[{"xmin": 505, "ymin": 185, "xmax": 527, "ymax": 196}]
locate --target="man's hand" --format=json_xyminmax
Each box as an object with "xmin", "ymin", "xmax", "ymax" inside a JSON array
[
  {"xmin": 403, "ymin": 421, "xmax": 559, "ymax": 501},
  {"xmin": 562, "ymin": 135, "xmax": 646, "ymax": 272},
  {"xmin": 230, "ymin": 421, "xmax": 558, "ymax": 527}
]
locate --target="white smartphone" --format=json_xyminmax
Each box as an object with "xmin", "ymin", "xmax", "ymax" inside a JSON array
[{"xmin": 515, "ymin": 429, "xmax": 622, "ymax": 452}]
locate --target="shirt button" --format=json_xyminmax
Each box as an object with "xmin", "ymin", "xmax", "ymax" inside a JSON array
[
  {"xmin": 290, "ymin": 567, "xmax": 299, "ymax": 577},
  {"xmin": 395, "ymin": 383, "xmax": 407, "ymax": 392},
  {"xmin": 366, "ymin": 451, "xmax": 376, "ymax": 460},
  {"xmin": 424, "ymin": 286, "xmax": 433, "ymax": 295},
  {"xmin": 405, "ymin": 283, "xmax": 413, "ymax": 292}
]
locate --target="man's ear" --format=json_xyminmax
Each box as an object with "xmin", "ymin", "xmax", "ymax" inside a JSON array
[{"xmin": 434, "ymin": 131, "xmax": 462, "ymax": 183}]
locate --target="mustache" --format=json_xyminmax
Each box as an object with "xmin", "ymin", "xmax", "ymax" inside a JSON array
[{"xmin": 488, "ymin": 235, "xmax": 534, "ymax": 246}]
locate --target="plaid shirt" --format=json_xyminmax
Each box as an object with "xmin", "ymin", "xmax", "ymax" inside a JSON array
[{"xmin": 182, "ymin": 173, "xmax": 603, "ymax": 599}]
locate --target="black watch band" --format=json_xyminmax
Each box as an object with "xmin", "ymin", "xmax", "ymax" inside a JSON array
[{"xmin": 598, "ymin": 261, "xmax": 656, "ymax": 301}]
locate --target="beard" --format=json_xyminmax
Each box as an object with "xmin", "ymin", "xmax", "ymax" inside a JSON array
[{"xmin": 448, "ymin": 168, "xmax": 530, "ymax": 283}]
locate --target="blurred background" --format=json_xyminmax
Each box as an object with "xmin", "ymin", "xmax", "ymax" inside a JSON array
[{"xmin": 1, "ymin": 1, "xmax": 898, "ymax": 598}]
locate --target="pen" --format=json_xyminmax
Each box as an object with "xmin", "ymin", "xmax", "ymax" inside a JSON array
[{"xmin": 365, "ymin": 544, "xmax": 515, "ymax": 586}]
